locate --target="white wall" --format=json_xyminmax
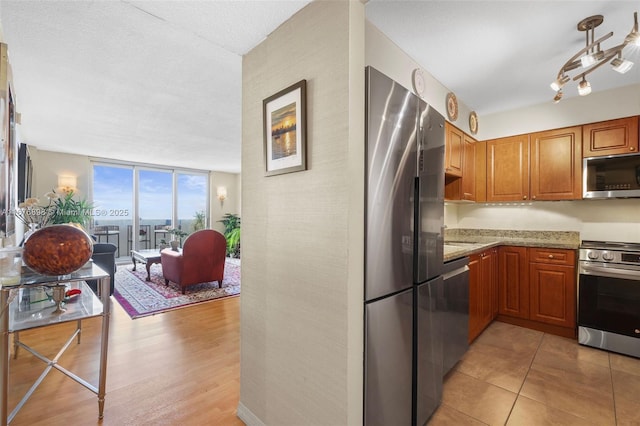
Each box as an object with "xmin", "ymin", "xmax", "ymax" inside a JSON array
[
  {"xmin": 239, "ymin": 1, "xmax": 365, "ymax": 424},
  {"xmin": 479, "ymin": 83, "xmax": 640, "ymax": 141},
  {"xmin": 365, "ymin": 21, "xmax": 475, "ymax": 135}
]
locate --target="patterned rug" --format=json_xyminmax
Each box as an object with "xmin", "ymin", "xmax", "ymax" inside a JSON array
[{"xmin": 113, "ymin": 258, "xmax": 240, "ymax": 319}]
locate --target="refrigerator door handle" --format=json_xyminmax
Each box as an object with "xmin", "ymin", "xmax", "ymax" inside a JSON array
[{"xmin": 418, "ymin": 126, "xmax": 425, "ymax": 173}]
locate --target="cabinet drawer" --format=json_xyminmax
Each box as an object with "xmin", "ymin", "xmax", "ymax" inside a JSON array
[{"xmin": 528, "ymin": 248, "xmax": 575, "ymax": 266}]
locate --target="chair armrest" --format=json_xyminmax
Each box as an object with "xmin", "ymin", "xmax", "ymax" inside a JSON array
[{"xmin": 160, "ymin": 248, "xmax": 182, "ymax": 259}]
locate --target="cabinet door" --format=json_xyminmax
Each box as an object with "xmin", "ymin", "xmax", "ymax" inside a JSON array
[
  {"xmin": 467, "ymin": 254, "xmax": 482, "ymax": 343},
  {"xmin": 529, "ymin": 263, "xmax": 576, "ymax": 328},
  {"xmin": 475, "ymin": 140, "xmax": 487, "ymax": 203},
  {"xmin": 498, "ymin": 246, "xmax": 529, "ymax": 319},
  {"xmin": 530, "ymin": 126, "xmax": 582, "ymax": 200},
  {"xmin": 582, "ymin": 116, "xmax": 639, "ymax": 157},
  {"xmin": 461, "ymin": 134, "xmax": 476, "ymax": 201},
  {"xmin": 445, "ymin": 122, "xmax": 463, "ymax": 177},
  {"xmin": 487, "ymin": 135, "xmax": 530, "ymax": 201},
  {"xmin": 488, "ymin": 248, "xmax": 499, "ymax": 318},
  {"xmin": 479, "ymin": 251, "xmax": 494, "ymax": 327}
]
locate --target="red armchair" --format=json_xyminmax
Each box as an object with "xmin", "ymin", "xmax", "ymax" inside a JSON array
[{"xmin": 160, "ymin": 229, "xmax": 227, "ymax": 294}]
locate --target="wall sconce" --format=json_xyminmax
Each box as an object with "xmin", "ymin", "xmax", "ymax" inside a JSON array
[
  {"xmin": 217, "ymin": 186, "xmax": 227, "ymax": 208},
  {"xmin": 57, "ymin": 175, "xmax": 77, "ymax": 194}
]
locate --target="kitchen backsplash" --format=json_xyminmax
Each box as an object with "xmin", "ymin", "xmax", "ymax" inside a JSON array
[{"xmin": 445, "ymin": 198, "xmax": 640, "ymax": 243}]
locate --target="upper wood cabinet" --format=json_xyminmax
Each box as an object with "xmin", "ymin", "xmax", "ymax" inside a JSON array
[
  {"xmin": 460, "ymin": 134, "xmax": 476, "ymax": 201},
  {"xmin": 486, "ymin": 135, "xmax": 530, "ymax": 202},
  {"xmin": 530, "ymin": 126, "xmax": 582, "ymax": 200},
  {"xmin": 474, "ymin": 141, "xmax": 487, "ymax": 203},
  {"xmin": 444, "ymin": 124, "xmax": 476, "ymax": 201},
  {"xmin": 445, "ymin": 122, "xmax": 463, "ymax": 177},
  {"xmin": 582, "ymin": 116, "xmax": 639, "ymax": 157}
]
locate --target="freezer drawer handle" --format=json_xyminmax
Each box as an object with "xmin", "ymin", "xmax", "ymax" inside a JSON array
[{"xmin": 442, "ymin": 265, "xmax": 469, "ymax": 280}]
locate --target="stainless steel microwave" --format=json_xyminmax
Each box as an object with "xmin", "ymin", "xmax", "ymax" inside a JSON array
[{"xmin": 583, "ymin": 153, "xmax": 640, "ymax": 198}]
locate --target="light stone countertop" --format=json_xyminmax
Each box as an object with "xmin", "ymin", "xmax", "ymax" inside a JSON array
[{"xmin": 443, "ymin": 228, "xmax": 580, "ymax": 262}]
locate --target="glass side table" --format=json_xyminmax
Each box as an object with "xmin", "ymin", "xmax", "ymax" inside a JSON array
[{"xmin": 0, "ymin": 264, "xmax": 111, "ymax": 425}]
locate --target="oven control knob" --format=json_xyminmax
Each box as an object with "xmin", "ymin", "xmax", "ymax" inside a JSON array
[
  {"xmin": 602, "ymin": 252, "xmax": 615, "ymax": 261},
  {"xmin": 587, "ymin": 252, "xmax": 599, "ymax": 260}
]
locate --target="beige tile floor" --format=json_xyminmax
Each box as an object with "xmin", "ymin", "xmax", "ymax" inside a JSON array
[{"xmin": 429, "ymin": 321, "xmax": 640, "ymax": 425}]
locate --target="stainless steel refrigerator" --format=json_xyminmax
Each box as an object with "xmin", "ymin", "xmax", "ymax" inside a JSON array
[{"xmin": 364, "ymin": 66, "xmax": 445, "ymax": 426}]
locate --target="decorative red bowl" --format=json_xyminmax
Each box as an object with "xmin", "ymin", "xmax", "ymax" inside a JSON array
[{"xmin": 23, "ymin": 224, "xmax": 94, "ymax": 276}]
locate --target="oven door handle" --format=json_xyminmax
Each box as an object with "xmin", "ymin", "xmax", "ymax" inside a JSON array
[{"xmin": 580, "ymin": 264, "xmax": 640, "ymax": 281}]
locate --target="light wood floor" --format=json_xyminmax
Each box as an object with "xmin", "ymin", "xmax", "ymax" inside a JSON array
[{"xmin": 7, "ymin": 296, "xmax": 243, "ymax": 426}]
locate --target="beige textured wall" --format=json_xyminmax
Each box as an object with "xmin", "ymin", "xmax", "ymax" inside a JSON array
[{"xmin": 239, "ymin": 1, "xmax": 364, "ymax": 425}]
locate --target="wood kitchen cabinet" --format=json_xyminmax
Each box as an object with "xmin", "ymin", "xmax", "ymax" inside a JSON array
[
  {"xmin": 486, "ymin": 127, "xmax": 581, "ymax": 202},
  {"xmin": 444, "ymin": 123, "xmax": 476, "ymax": 201},
  {"xmin": 497, "ymin": 246, "xmax": 577, "ymax": 338},
  {"xmin": 468, "ymin": 248, "xmax": 497, "ymax": 343},
  {"xmin": 529, "ymin": 248, "xmax": 576, "ymax": 329},
  {"xmin": 497, "ymin": 246, "xmax": 529, "ymax": 319},
  {"xmin": 474, "ymin": 140, "xmax": 487, "ymax": 202},
  {"xmin": 460, "ymin": 134, "xmax": 476, "ymax": 201},
  {"xmin": 486, "ymin": 135, "xmax": 530, "ymax": 202},
  {"xmin": 445, "ymin": 122, "xmax": 464, "ymax": 177},
  {"xmin": 530, "ymin": 126, "xmax": 582, "ymax": 200},
  {"xmin": 582, "ymin": 116, "xmax": 639, "ymax": 157}
]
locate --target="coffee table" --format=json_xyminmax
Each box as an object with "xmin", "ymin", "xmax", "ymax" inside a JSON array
[{"xmin": 131, "ymin": 249, "xmax": 163, "ymax": 281}]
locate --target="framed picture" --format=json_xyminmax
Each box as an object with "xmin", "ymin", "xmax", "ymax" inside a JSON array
[{"xmin": 263, "ymin": 79, "xmax": 307, "ymax": 176}]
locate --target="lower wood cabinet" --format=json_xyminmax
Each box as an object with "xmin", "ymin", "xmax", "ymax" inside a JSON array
[
  {"xmin": 498, "ymin": 246, "xmax": 528, "ymax": 319},
  {"xmin": 468, "ymin": 248, "xmax": 497, "ymax": 343},
  {"xmin": 497, "ymin": 246, "xmax": 577, "ymax": 338},
  {"xmin": 529, "ymin": 248, "xmax": 576, "ymax": 329}
]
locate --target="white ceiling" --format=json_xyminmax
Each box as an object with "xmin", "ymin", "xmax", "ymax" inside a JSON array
[
  {"xmin": 1, "ymin": 1, "xmax": 639, "ymax": 173},
  {"xmin": 366, "ymin": 0, "xmax": 640, "ymax": 116}
]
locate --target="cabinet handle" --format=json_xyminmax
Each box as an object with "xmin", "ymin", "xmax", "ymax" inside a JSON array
[
  {"xmin": 532, "ymin": 195, "xmax": 536, "ymax": 200},
  {"xmin": 548, "ymin": 254, "xmax": 554, "ymax": 259},
  {"xmin": 635, "ymin": 329, "xmax": 640, "ymax": 334},
  {"xmin": 631, "ymin": 147, "xmax": 636, "ymax": 151},
  {"xmin": 523, "ymin": 195, "xmax": 528, "ymax": 200}
]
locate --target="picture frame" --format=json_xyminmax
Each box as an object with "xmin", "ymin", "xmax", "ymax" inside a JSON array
[{"xmin": 263, "ymin": 79, "xmax": 307, "ymax": 176}]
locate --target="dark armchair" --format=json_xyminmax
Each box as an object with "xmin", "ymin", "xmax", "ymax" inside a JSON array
[
  {"xmin": 87, "ymin": 243, "xmax": 117, "ymax": 296},
  {"xmin": 160, "ymin": 230, "xmax": 226, "ymax": 294}
]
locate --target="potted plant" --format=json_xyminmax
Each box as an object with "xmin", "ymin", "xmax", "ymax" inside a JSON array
[
  {"xmin": 51, "ymin": 190, "xmax": 93, "ymax": 229},
  {"xmin": 158, "ymin": 238, "xmax": 169, "ymax": 251},
  {"xmin": 167, "ymin": 228, "xmax": 188, "ymax": 251},
  {"xmin": 218, "ymin": 213, "xmax": 240, "ymax": 258}
]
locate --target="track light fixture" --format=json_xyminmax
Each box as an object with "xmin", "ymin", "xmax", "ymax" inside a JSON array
[{"xmin": 551, "ymin": 11, "xmax": 638, "ymax": 102}]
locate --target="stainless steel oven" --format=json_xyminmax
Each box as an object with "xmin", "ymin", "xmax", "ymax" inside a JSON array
[{"xmin": 578, "ymin": 241, "xmax": 640, "ymax": 358}]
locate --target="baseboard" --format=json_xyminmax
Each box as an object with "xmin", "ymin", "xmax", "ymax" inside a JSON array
[
  {"xmin": 237, "ymin": 402, "xmax": 266, "ymax": 426},
  {"xmin": 496, "ymin": 316, "xmax": 576, "ymax": 339}
]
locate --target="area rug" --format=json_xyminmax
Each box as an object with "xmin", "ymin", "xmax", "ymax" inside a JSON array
[{"xmin": 113, "ymin": 258, "xmax": 240, "ymax": 319}]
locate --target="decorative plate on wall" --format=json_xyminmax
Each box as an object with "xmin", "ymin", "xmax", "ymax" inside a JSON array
[
  {"xmin": 469, "ymin": 111, "xmax": 478, "ymax": 135},
  {"xmin": 412, "ymin": 68, "xmax": 425, "ymax": 97},
  {"xmin": 446, "ymin": 92, "xmax": 458, "ymax": 122}
]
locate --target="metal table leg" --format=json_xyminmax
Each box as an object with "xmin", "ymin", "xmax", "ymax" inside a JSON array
[{"xmin": 98, "ymin": 276, "xmax": 111, "ymax": 418}]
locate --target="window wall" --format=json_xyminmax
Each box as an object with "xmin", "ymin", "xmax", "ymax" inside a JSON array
[{"xmin": 92, "ymin": 162, "xmax": 209, "ymax": 259}]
